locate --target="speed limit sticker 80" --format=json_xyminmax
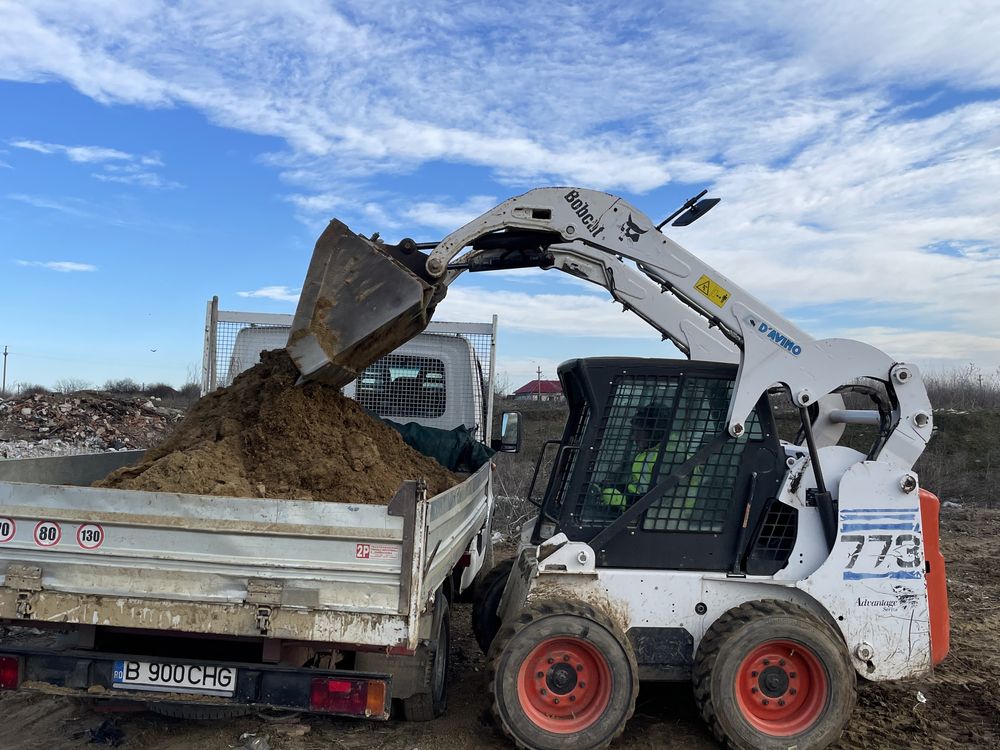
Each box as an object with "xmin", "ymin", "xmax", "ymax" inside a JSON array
[{"xmin": 34, "ymin": 520, "xmax": 62, "ymax": 547}]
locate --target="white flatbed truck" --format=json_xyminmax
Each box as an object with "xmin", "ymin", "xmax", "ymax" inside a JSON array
[{"xmin": 0, "ymin": 308, "xmax": 502, "ymax": 721}]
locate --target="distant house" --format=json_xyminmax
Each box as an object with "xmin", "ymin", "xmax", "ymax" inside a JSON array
[{"xmin": 513, "ymin": 379, "xmax": 564, "ymax": 402}]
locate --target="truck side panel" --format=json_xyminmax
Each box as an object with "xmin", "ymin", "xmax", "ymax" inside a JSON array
[{"xmin": 0, "ymin": 455, "xmax": 490, "ymax": 649}]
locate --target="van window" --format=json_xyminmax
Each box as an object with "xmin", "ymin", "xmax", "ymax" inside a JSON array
[{"xmin": 357, "ymin": 355, "xmax": 447, "ymax": 419}]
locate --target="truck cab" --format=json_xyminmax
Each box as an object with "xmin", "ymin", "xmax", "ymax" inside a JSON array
[{"xmin": 224, "ymin": 323, "xmax": 487, "ymax": 438}]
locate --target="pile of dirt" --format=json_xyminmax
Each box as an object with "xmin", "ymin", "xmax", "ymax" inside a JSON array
[
  {"xmin": 97, "ymin": 349, "xmax": 459, "ymax": 503},
  {"xmin": 0, "ymin": 392, "xmax": 183, "ymax": 450}
]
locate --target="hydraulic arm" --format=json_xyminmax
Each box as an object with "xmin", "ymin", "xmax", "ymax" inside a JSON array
[{"xmin": 288, "ymin": 187, "xmax": 932, "ymax": 471}]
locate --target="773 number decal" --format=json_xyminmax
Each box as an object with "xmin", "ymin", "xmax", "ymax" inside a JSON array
[{"xmin": 840, "ymin": 533, "xmax": 922, "ymax": 580}]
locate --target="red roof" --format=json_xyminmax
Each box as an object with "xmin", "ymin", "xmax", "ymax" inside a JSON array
[{"xmin": 513, "ymin": 379, "xmax": 562, "ymax": 395}]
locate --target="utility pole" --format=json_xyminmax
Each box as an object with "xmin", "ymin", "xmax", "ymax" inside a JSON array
[
  {"xmin": 2, "ymin": 346, "xmax": 7, "ymax": 394},
  {"xmin": 536, "ymin": 365, "xmax": 542, "ymax": 402}
]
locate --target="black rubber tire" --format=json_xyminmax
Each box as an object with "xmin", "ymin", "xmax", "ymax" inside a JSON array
[
  {"xmin": 488, "ymin": 600, "xmax": 638, "ymax": 750},
  {"xmin": 693, "ymin": 600, "xmax": 856, "ymax": 750},
  {"xmin": 148, "ymin": 702, "xmax": 253, "ymax": 720},
  {"xmin": 472, "ymin": 558, "xmax": 514, "ymax": 654},
  {"xmin": 401, "ymin": 595, "xmax": 450, "ymax": 721}
]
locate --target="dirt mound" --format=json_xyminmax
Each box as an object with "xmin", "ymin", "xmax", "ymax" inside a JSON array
[{"xmin": 97, "ymin": 350, "xmax": 458, "ymax": 503}]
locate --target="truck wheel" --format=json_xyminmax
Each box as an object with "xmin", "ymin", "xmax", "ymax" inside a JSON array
[
  {"xmin": 472, "ymin": 558, "xmax": 514, "ymax": 654},
  {"xmin": 489, "ymin": 600, "xmax": 638, "ymax": 750},
  {"xmin": 148, "ymin": 702, "xmax": 252, "ymax": 719},
  {"xmin": 693, "ymin": 600, "xmax": 856, "ymax": 750},
  {"xmin": 401, "ymin": 596, "xmax": 450, "ymax": 721}
]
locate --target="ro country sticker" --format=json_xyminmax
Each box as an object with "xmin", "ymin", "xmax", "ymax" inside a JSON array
[
  {"xmin": 0, "ymin": 517, "xmax": 15, "ymax": 543},
  {"xmin": 76, "ymin": 523, "xmax": 105, "ymax": 550},
  {"xmin": 694, "ymin": 274, "xmax": 731, "ymax": 309},
  {"xmin": 34, "ymin": 520, "xmax": 62, "ymax": 547}
]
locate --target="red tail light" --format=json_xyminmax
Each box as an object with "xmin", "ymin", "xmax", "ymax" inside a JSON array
[
  {"xmin": 309, "ymin": 677, "xmax": 389, "ymax": 717},
  {"xmin": 310, "ymin": 677, "xmax": 380, "ymax": 716},
  {"xmin": 0, "ymin": 656, "xmax": 20, "ymax": 690}
]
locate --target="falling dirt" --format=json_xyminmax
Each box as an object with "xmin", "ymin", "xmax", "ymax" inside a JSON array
[
  {"xmin": 1, "ymin": 508, "xmax": 997, "ymax": 750},
  {"xmin": 96, "ymin": 349, "xmax": 458, "ymax": 503}
]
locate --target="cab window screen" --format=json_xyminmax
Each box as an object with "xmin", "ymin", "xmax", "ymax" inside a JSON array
[
  {"xmin": 642, "ymin": 377, "xmax": 758, "ymax": 533},
  {"xmin": 575, "ymin": 376, "xmax": 680, "ymax": 524},
  {"xmin": 574, "ymin": 373, "xmax": 758, "ymax": 532}
]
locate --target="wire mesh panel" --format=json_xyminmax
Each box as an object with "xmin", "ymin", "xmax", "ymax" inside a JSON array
[
  {"xmin": 356, "ymin": 354, "xmax": 448, "ymax": 419},
  {"xmin": 575, "ymin": 372, "xmax": 760, "ymax": 533},
  {"xmin": 576, "ymin": 375, "xmax": 680, "ymax": 525},
  {"xmin": 747, "ymin": 500, "xmax": 799, "ymax": 571},
  {"xmin": 216, "ymin": 322, "xmax": 291, "ymax": 390},
  {"xmin": 202, "ymin": 301, "xmax": 496, "ymax": 440},
  {"xmin": 349, "ymin": 325, "xmax": 495, "ymax": 439}
]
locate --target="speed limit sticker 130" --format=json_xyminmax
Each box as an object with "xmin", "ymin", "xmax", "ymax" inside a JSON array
[
  {"xmin": 0, "ymin": 517, "xmax": 15, "ymax": 543},
  {"xmin": 77, "ymin": 523, "xmax": 105, "ymax": 550},
  {"xmin": 33, "ymin": 520, "xmax": 62, "ymax": 547}
]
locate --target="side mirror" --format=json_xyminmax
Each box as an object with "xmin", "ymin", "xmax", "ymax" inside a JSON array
[{"xmin": 492, "ymin": 411, "xmax": 522, "ymax": 453}]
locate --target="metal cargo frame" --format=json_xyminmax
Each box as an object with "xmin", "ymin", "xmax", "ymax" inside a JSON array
[{"xmin": 201, "ymin": 297, "xmax": 499, "ymax": 443}]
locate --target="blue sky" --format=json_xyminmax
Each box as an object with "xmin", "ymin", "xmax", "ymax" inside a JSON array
[{"xmin": 1, "ymin": 2, "xmax": 999, "ymax": 393}]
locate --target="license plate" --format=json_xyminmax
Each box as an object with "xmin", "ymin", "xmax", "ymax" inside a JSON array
[{"xmin": 112, "ymin": 660, "xmax": 237, "ymax": 697}]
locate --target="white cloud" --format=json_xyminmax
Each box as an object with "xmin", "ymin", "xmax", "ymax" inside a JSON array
[
  {"xmin": 6, "ymin": 193, "xmax": 97, "ymax": 219},
  {"xmin": 10, "ymin": 139, "xmax": 131, "ymax": 163},
  {"xmin": 836, "ymin": 326, "xmax": 1000, "ymax": 376},
  {"xmin": 237, "ymin": 286, "xmax": 300, "ymax": 303},
  {"xmin": 15, "ymin": 260, "xmax": 97, "ymax": 272},
  {"xmin": 402, "ymin": 196, "xmax": 499, "ymax": 232},
  {"xmin": 436, "ymin": 286, "xmax": 663, "ymax": 341},
  {"xmin": 2, "ymin": 2, "xmax": 1000, "ymax": 371},
  {"xmin": 92, "ymin": 162, "xmax": 182, "ymax": 189},
  {"xmin": 8, "ymin": 138, "xmax": 176, "ymax": 188},
  {"xmin": 714, "ymin": 2, "xmax": 1000, "ymax": 91}
]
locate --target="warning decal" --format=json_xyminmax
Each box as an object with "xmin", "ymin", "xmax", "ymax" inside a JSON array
[
  {"xmin": 694, "ymin": 274, "xmax": 731, "ymax": 309},
  {"xmin": 356, "ymin": 543, "xmax": 400, "ymax": 561}
]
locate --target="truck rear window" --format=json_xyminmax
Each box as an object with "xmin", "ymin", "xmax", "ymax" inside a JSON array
[{"xmin": 356, "ymin": 355, "xmax": 447, "ymax": 419}]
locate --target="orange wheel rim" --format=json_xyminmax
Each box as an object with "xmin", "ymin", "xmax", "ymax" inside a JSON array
[
  {"xmin": 735, "ymin": 639, "xmax": 829, "ymax": 736},
  {"xmin": 516, "ymin": 636, "xmax": 614, "ymax": 733}
]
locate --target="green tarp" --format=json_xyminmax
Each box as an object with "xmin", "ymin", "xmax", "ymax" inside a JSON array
[{"xmin": 382, "ymin": 419, "xmax": 495, "ymax": 473}]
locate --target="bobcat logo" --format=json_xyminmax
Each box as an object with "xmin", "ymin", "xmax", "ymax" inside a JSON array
[{"xmin": 619, "ymin": 213, "xmax": 648, "ymax": 243}]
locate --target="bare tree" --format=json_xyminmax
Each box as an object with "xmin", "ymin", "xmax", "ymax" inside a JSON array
[{"xmin": 53, "ymin": 378, "xmax": 91, "ymax": 394}]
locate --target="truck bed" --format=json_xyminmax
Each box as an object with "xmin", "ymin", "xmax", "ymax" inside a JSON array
[{"xmin": 0, "ymin": 451, "xmax": 490, "ymax": 651}]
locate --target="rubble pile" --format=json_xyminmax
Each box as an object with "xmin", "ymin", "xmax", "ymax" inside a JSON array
[{"xmin": 0, "ymin": 392, "xmax": 184, "ymax": 457}]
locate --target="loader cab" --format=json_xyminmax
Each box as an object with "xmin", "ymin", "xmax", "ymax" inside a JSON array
[{"xmin": 531, "ymin": 358, "xmax": 793, "ymax": 573}]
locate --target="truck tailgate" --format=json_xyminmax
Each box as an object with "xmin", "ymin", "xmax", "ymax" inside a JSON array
[{"xmin": 0, "ymin": 453, "xmax": 489, "ymax": 650}]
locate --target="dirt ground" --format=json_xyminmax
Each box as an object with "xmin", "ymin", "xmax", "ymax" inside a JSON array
[
  {"xmin": 1, "ymin": 507, "xmax": 997, "ymax": 750},
  {"xmin": 98, "ymin": 350, "xmax": 457, "ymax": 503}
]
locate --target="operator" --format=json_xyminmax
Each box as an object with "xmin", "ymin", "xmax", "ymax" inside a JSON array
[{"xmin": 601, "ymin": 404, "xmax": 669, "ymax": 511}]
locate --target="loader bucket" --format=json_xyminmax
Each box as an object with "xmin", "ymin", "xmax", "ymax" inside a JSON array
[{"xmin": 287, "ymin": 220, "xmax": 441, "ymax": 387}]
